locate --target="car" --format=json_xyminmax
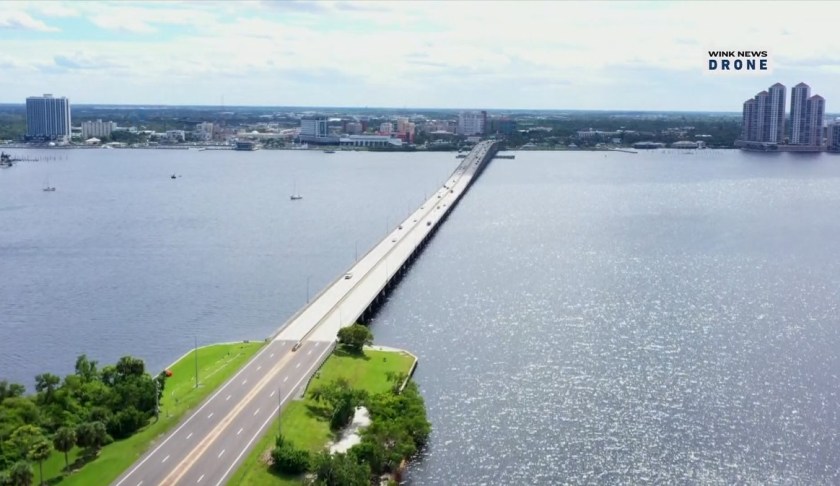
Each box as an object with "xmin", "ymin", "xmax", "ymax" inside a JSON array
[
  {"xmin": 392, "ymin": 238, "xmax": 397, "ymax": 242},
  {"xmin": 426, "ymin": 221, "xmax": 431, "ymax": 226},
  {"xmin": 344, "ymin": 272, "xmax": 353, "ymax": 279},
  {"xmin": 450, "ymin": 189, "xmax": 454, "ymax": 193},
  {"xmin": 398, "ymin": 225, "xmax": 403, "ymax": 230}
]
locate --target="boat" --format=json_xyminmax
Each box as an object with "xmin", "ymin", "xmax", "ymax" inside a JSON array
[
  {"xmin": 0, "ymin": 152, "xmax": 13, "ymax": 168},
  {"xmin": 290, "ymin": 180, "xmax": 303, "ymax": 200},
  {"xmin": 42, "ymin": 177, "xmax": 55, "ymax": 192},
  {"xmin": 171, "ymin": 174, "xmax": 177, "ymax": 179},
  {"xmin": 323, "ymin": 149, "xmax": 336, "ymax": 154}
]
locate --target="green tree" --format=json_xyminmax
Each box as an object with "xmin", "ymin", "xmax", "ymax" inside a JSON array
[
  {"xmin": 336, "ymin": 324, "xmax": 373, "ymax": 354},
  {"xmin": 75, "ymin": 422, "xmax": 109, "ymax": 455},
  {"xmin": 0, "ymin": 381, "xmax": 26, "ymax": 403},
  {"xmin": 33, "ymin": 374, "xmax": 60, "ymax": 405},
  {"xmin": 311, "ymin": 451, "xmax": 370, "ymax": 486},
  {"xmin": 7, "ymin": 460, "xmax": 33, "ymax": 486},
  {"xmin": 74, "ymin": 355, "xmax": 99, "ymax": 382},
  {"xmin": 52, "ymin": 426, "xmax": 76, "ymax": 468},
  {"xmin": 7, "ymin": 426, "xmax": 45, "ymax": 461},
  {"xmin": 26, "ymin": 439, "xmax": 50, "ymax": 485},
  {"xmin": 270, "ymin": 435, "xmax": 310, "ymax": 475}
]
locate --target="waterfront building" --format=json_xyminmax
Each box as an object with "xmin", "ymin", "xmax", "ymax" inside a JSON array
[
  {"xmin": 81, "ymin": 119, "xmax": 117, "ymax": 139},
  {"xmin": 826, "ymin": 121, "xmax": 840, "ymax": 152},
  {"xmin": 804, "ymin": 95, "xmax": 825, "ymax": 147},
  {"xmin": 26, "ymin": 94, "xmax": 71, "ymax": 142},
  {"xmin": 790, "ymin": 83, "xmax": 810, "ymax": 144},
  {"xmin": 379, "ymin": 122, "xmax": 393, "ymax": 135},
  {"xmin": 739, "ymin": 83, "xmax": 785, "ymax": 144},
  {"xmin": 299, "ymin": 117, "xmax": 329, "ymax": 141},
  {"xmin": 457, "ymin": 111, "xmax": 486, "ymax": 136},
  {"xmin": 194, "ymin": 122, "xmax": 215, "ymax": 141},
  {"xmin": 339, "ymin": 134, "xmax": 402, "ymax": 148}
]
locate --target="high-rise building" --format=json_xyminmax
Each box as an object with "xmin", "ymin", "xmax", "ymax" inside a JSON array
[
  {"xmin": 379, "ymin": 122, "xmax": 393, "ymax": 135},
  {"xmin": 789, "ymin": 82, "xmax": 810, "ymax": 144},
  {"xmin": 457, "ymin": 111, "xmax": 486, "ymax": 136},
  {"xmin": 26, "ymin": 94, "xmax": 71, "ymax": 142},
  {"xmin": 81, "ymin": 119, "xmax": 117, "ymax": 139},
  {"xmin": 826, "ymin": 120, "xmax": 840, "ymax": 152},
  {"xmin": 739, "ymin": 83, "xmax": 785, "ymax": 143},
  {"xmin": 804, "ymin": 95, "xmax": 825, "ymax": 147}
]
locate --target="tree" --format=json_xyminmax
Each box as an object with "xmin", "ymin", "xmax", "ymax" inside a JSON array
[
  {"xmin": 27, "ymin": 439, "xmax": 51, "ymax": 485},
  {"xmin": 52, "ymin": 427, "xmax": 76, "ymax": 468},
  {"xmin": 74, "ymin": 355, "xmax": 99, "ymax": 382},
  {"xmin": 270, "ymin": 437, "xmax": 310, "ymax": 475},
  {"xmin": 336, "ymin": 324, "xmax": 373, "ymax": 354},
  {"xmin": 0, "ymin": 381, "xmax": 26, "ymax": 403},
  {"xmin": 33, "ymin": 374, "xmax": 60, "ymax": 404},
  {"xmin": 7, "ymin": 460, "xmax": 33, "ymax": 486},
  {"xmin": 75, "ymin": 422, "xmax": 109, "ymax": 455},
  {"xmin": 7, "ymin": 425, "xmax": 45, "ymax": 460},
  {"xmin": 311, "ymin": 451, "xmax": 370, "ymax": 486}
]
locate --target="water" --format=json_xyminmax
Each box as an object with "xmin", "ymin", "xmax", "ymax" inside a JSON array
[
  {"xmin": 0, "ymin": 148, "xmax": 456, "ymax": 387},
  {"xmin": 370, "ymin": 149, "xmax": 840, "ymax": 484},
  {"xmin": 4, "ymin": 148, "xmax": 840, "ymax": 483}
]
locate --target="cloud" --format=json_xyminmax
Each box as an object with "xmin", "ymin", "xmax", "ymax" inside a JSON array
[
  {"xmin": 89, "ymin": 13, "xmax": 156, "ymax": 34},
  {"xmin": 0, "ymin": 11, "xmax": 59, "ymax": 32}
]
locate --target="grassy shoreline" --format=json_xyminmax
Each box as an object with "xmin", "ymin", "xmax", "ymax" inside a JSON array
[
  {"xmin": 48, "ymin": 341, "xmax": 265, "ymax": 485},
  {"xmin": 230, "ymin": 347, "xmax": 417, "ymax": 485}
]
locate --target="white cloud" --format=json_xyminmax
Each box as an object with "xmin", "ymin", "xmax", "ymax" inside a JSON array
[{"xmin": 0, "ymin": 11, "xmax": 59, "ymax": 32}]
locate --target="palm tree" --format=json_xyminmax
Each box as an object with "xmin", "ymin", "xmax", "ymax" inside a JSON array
[
  {"xmin": 8, "ymin": 460, "xmax": 34, "ymax": 486},
  {"xmin": 28, "ymin": 439, "xmax": 52, "ymax": 485},
  {"xmin": 53, "ymin": 426, "xmax": 76, "ymax": 469}
]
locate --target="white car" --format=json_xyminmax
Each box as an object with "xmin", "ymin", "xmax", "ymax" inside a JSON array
[{"xmin": 344, "ymin": 272, "xmax": 353, "ymax": 280}]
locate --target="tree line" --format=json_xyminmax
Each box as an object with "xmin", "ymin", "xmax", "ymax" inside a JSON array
[{"xmin": 0, "ymin": 355, "xmax": 166, "ymax": 485}]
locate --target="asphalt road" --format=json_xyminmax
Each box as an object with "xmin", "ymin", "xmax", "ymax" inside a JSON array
[{"xmin": 112, "ymin": 141, "xmax": 497, "ymax": 486}]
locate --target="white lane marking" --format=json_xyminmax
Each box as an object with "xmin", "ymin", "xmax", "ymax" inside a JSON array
[
  {"xmin": 315, "ymin": 342, "xmax": 321, "ymax": 347},
  {"xmin": 197, "ymin": 475, "xmax": 205, "ymax": 483},
  {"xmin": 283, "ymin": 376, "xmax": 288, "ymax": 382},
  {"xmin": 257, "ymin": 365, "xmax": 262, "ymax": 371},
  {"xmin": 114, "ymin": 340, "xmax": 282, "ymax": 486},
  {"xmin": 218, "ymin": 449, "xmax": 225, "ymax": 459},
  {"xmin": 270, "ymin": 353, "xmax": 274, "ymax": 358},
  {"xmin": 253, "ymin": 408, "xmax": 260, "ymax": 416},
  {"xmin": 307, "ymin": 349, "xmax": 312, "ymax": 356},
  {"xmin": 295, "ymin": 362, "xmax": 300, "ymax": 368},
  {"xmin": 242, "ymin": 379, "xmax": 247, "ymax": 385},
  {"xmin": 137, "ymin": 482, "xmax": 143, "ymax": 486},
  {"xmin": 207, "ymin": 413, "xmax": 214, "ymax": 419},
  {"xmin": 186, "ymin": 432, "xmax": 193, "ymax": 440},
  {"xmin": 270, "ymin": 390, "xmax": 276, "ymax": 397},
  {"xmin": 214, "ymin": 343, "xmax": 334, "ymax": 486},
  {"xmin": 237, "ymin": 427, "xmax": 243, "ymax": 436},
  {"xmin": 161, "ymin": 455, "xmax": 169, "ymax": 464},
  {"xmin": 225, "ymin": 394, "xmax": 231, "ymax": 401}
]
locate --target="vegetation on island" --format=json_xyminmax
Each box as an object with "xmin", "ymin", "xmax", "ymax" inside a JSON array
[
  {"xmin": 0, "ymin": 341, "xmax": 263, "ymax": 485},
  {"xmin": 231, "ymin": 326, "xmax": 428, "ymax": 486}
]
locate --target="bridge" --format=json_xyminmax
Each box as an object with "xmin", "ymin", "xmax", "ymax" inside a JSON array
[{"xmin": 113, "ymin": 140, "xmax": 500, "ymax": 486}]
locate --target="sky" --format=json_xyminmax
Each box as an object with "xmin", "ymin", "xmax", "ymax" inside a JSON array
[{"xmin": 2, "ymin": 0, "xmax": 840, "ymax": 111}]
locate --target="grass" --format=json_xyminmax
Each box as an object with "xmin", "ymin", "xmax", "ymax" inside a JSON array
[
  {"xmin": 230, "ymin": 347, "xmax": 416, "ymax": 486},
  {"xmin": 44, "ymin": 340, "xmax": 265, "ymax": 485}
]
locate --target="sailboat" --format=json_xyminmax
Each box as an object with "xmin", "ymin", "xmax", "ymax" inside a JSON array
[
  {"xmin": 42, "ymin": 177, "xmax": 56, "ymax": 192},
  {"xmin": 290, "ymin": 180, "xmax": 303, "ymax": 200}
]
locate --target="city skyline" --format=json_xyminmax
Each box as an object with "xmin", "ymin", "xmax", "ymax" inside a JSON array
[{"xmin": 3, "ymin": 1, "xmax": 840, "ymax": 110}]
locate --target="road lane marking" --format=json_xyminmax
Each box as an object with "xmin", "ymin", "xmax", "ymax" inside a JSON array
[
  {"xmin": 207, "ymin": 413, "xmax": 214, "ymax": 419},
  {"xmin": 307, "ymin": 349, "xmax": 312, "ymax": 355},
  {"xmin": 218, "ymin": 449, "xmax": 225, "ymax": 459},
  {"xmin": 242, "ymin": 379, "xmax": 247, "ymax": 385},
  {"xmin": 197, "ymin": 475, "xmax": 204, "ymax": 483},
  {"xmin": 257, "ymin": 365, "xmax": 261, "ymax": 371},
  {"xmin": 253, "ymin": 408, "xmax": 260, "ymax": 416},
  {"xmin": 237, "ymin": 428, "xmax": 243, "ymax": 436},
  {"xmin": 160, "ymin": 348, "xmax": 300, "ymax": 485},
  {"xmin": 114, "ymin": 340, "xmax": 285, "ymax": 486},
  {"xmin": 283, "ymin": 376, "xmax": 288, "ymax": 382},
  {"xmin": 226, "ymin": 395, "xmax": 231, "ymax": 401},
  {"xmin": 215, "ymin": 343, "xmax": 334, "ymax": 486},
  {"xmin": 270, "ymin": 353, "xmax": 274, "ymax": 358},
  {"xmin": 186, "ymin": 432, "xmax": 193, "ymax": 440},
  {"xmin": 137, "ymin": 482, "xmax": 143, "ymax": 486},
  {"xmin": 295, "ymin": 363, "xmax": 300, "ymax": 368},
  {"xmin": 270, "ymin": 390, "xmax": 276, "ymax": 397},
  {"xmin": 162, "ymin": 455, "xmax": 170, "ymax": 463}
]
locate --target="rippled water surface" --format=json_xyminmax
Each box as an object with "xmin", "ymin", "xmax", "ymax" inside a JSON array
[
  {"xmin": 0, "ymin": 148, "xmax": 456, "ymax": 385},
  {"xmin": 3, "ymin": 148, "xmax": 840, "ymax": 483},
  {"xmin": 370, "ymin": 149, "xmax": 840, "ymax": 484}
]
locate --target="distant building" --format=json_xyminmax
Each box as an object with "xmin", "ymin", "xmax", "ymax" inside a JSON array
[
  {"xmin": 81, "ymin": 119, "xmax": 117, "ymax": 139},
  {"xmin": 299, "ymin": 117, "xmax": 329, "ymax": 141},
  {"xmin": 489, "ymin": 117, "xmax": 516, "ymax": 135},
  {"xmin": 457, "ymin": 111, "xmax": 486, "ymax": 136},
  {"xmin": 804, "ymin": 95, "xmax": 825, "ymax": 147},
  {"xmin": 740, "ymin": 83, "xmax": 785, "ymax": 144},
  {"xmin": 339, "ymin": 135, "xmax": 402, "ymax": 148},
  {"xmin": 671, "ymin": 141, "xmax": 705, "ymax": 149},
  {"xmin": 194, "ymin": 122, "xmax": 215, "ymax": 141},
  {"xmin": 344, "ymin": 121, "xmax": 362, "ymax": 135},
  {"xmin": 826, "ymin": 121, "xmax": 840, "ymax": 152},
  {"xmin": 379, "ymin": 122, "xmax": 393, "ymax": 135},
  {"xmin": 165, "ymin": 130, "xmax": 185, "ymax": 142},
  {"xmin": 26, "ymin": 94, "xmax": 71, "ymax": 142}
]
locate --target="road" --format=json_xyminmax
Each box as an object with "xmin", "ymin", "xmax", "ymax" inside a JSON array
[{"xmin": 113, "ymin": 141, "xmax": 497, "ymax": 486}]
